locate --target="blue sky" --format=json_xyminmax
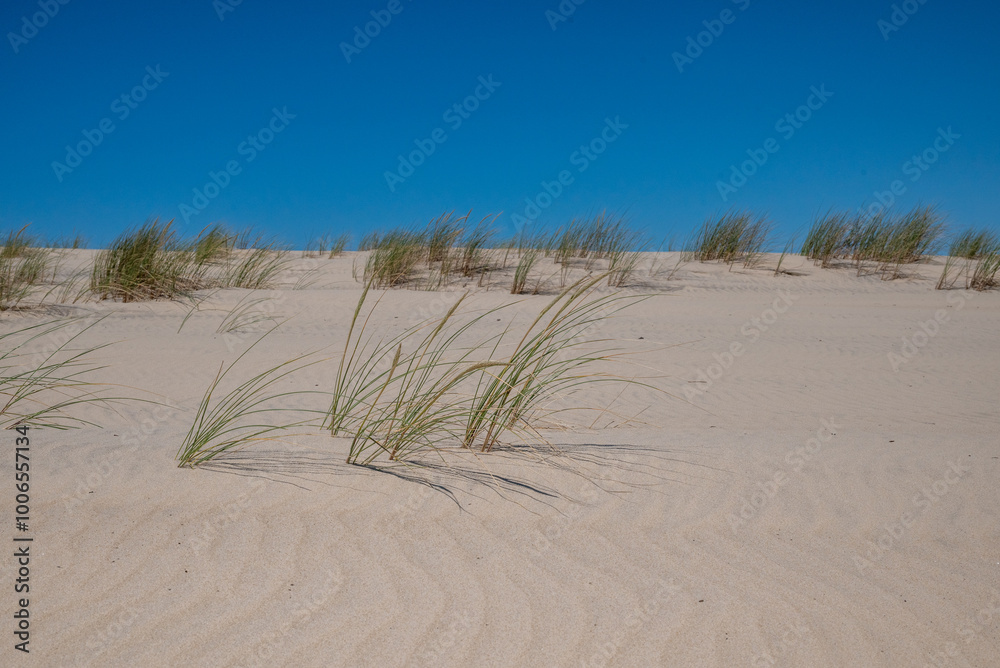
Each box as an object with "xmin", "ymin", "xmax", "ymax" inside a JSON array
[{"xmin": 3, "ymin": 0, "xmax": 998, "ymax": 248}]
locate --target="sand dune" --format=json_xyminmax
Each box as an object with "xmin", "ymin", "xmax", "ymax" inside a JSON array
[{"xmin": 4, "ymin": 251, "xmax": 998, "ymax": 667}]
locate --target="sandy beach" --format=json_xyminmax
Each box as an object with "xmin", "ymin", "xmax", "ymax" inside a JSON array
[{"xmin": 1, "ymin": 249, "xmax": 996, "ymax": 667}]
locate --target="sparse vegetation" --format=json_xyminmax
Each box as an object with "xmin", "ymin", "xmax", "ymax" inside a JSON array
[
  {"xmin": 691, "ymin": 211, "xmax": 771, "ymax": 268},
  {"xmin": 801, "ymin": 211, "xmax": 851, "ymax": 268},
  {"xmin": 511, "ymin": 249, "xmax": 540, "ymax": 294},
  {"xmin": 91, "ymin": 219, "xmax": 287, "ymax": 302},
  {"xmin": 0, "ymin": 318, "xmax": 119, "ymax": 429},
  {"xmin": 937, "ymin": 227, "xmax": 1000, "ymax": 290},
  {"xmin": 176, "ymin": 327, "xmax": 326, "ymax": 468},
  {"xmin": 327, "ymin": 275, "xmax": 648, "ymax": 465},
  {"xmin": 91, "ymin": 219, "xmax": 203, "ymax": 301},
  {"xmin": 1, "ymin": 227, "xmax": 51, "ymax": 310},
  {"xmin": 329, "ymin": 233, "xmax": 349, "ymax": 257},
  {"xmin": 802, "ymin": 206, "xmax": 946, "ymax": 280}
]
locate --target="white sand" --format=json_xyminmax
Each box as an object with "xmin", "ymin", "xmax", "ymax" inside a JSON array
[{"xmin": 4, "ymin": 251, "xmax": 998, "ymax": 667}]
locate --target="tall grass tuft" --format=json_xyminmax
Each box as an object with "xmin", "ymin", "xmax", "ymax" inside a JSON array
[
  {"xmin": 938, "ymin": 227, "xmax": 1000, "ymax": 291},
  {"xmin": 691, "ymin": 211, "xmax": 771, "ymax": 268},
  {"xmin": 426, "ymin": 212, "xmax": 465, "ymax": 264},
  {"xmin": 363, "ymin": 228, "xmax": 425, "ymax": 288},
  {"xmin": 191, "ymin": 223, "xmax": 233, "ymax": 265},
  {"xmin": 221, "ymin": 246, "xmax": 289, "ymax": 289},
  {"xmin": 327, "ymin": 274, "xmax": 648, "ymax": 465},
  {"xmin": 950, "ymin": 228, "xmax": 999, "ymax": 260},
  {"xmin": 511, "ymin": 249, "xmax": 540, "ymax": 294},
  {"xmin": 801, "ymin": 211, "xmax": 851, "ymax": 267},
  {"xmin": 464, "ymin": 274, "xmax": 644, "ymax": 452},
  {"xmin": 461, "ymin": 215, "xmax": 497, "ymax": 278},
  {"xmin": 329, "ymin": 233, "xmax": 350, "ymax": 257},
  {"xmin": 332, "ymin": 290, "xmax": 507, "ymax": 465},
  {"xmin": 803, "ymin": 206, "xmax": 946, "ymax": 279},
  {"xmin": 91, "ymin": 220, "xmax": 287, "ymax": 301},
  {"xmin": 176, "ymin": 328, "xmax": 327, "ymax": 467},
  {"xmin": 1, "ymin": 227, "xmax": 51, "ymax": 310},
  {"xmin": 969, "ymin": 252, "xmax": 1000, "ymax": 291},
  {"xmin": 0, "ymin": 318, "xmax": 121, "ymax": 429},
  {"xmin": 852, "ymin": 206, "xmax": 945, "ymax": 278},
  {"xmin": 91, "ymin": 219, "xmax": 198, "ymax": 301}
]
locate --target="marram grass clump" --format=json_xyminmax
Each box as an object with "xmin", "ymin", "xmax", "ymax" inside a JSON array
[
  {"xmin": 327, "ymin": 274, "xmax": 650, "ymax": 465},
  {"xmin": 92, "ymin": 219, "xmax": 288, "ymax": 302}
]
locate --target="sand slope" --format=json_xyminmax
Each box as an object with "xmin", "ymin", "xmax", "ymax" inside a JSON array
[{"xmin": 3, "ymin": 252, "xmax": 998, "ymax": 667}]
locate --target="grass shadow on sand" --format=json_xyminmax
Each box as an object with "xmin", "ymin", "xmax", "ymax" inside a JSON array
[{"xmin": 196, "ymin": 440, "xmax": 724, "ymax": 515}]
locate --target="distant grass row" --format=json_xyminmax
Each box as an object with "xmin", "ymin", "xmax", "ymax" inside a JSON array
[
  {"xmin": 3, "ymin": 206, "xmax": 998, "ymax": 310},
  {"xmin": 800, "ymin": 206, "xmax": 998, "ymax": 289},
  {"xmin": 1, "ymin": 220, "xmax": 294, "ymax": 310},
  {"xmin": 357, "ymin": 211, "xmax": 645, "ymax": 293}
]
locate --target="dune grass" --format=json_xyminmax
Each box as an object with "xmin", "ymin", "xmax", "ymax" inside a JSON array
[
  {"xmin": 968, "ymin": 252, "xmax": 1000, "ymax": 291},
  {"xmin": 91, "ymin": 219, "xmax": 287, "ymax": 301},
  {"xmin": 329, "ymin": 288, "xmax": 507, "ymax": 465},
  {"xmin": 852, "ymin": 206, "xmax": 945, "ymax": 278},
  {"xmin": 511, "ymin": 249, "xmax": 540, "ymax": 294},
  {"xmin": 305, "ymin": 232, "xmax": 350, "ymax": 258},
  {"xmin": 1, "ymin": 227, "xmax": 51, "ymax": 310},
  {"xmin": 801, "ymin": 211, "xmax": 851, "ymax": 267},
  {"xmin": 604, "ymin": 222, "xmax": 646, "ymax": 287},
  {"xmin": 221, "ymin": 246, "xmax": 289, "ymax": 289},
  {"xmin": 362, "ymin": 228, "xmax": 426, "ymax": 288},
  {"xmin": 802, "ymin": 206, "xmax": 946, "ymax": 279},
  {"xmin": 190, "ymin": 223, "xmax": 233, "ymax": 265},
  {"xmin": 691, "ymin": 211, "xmax": 771, "ymax": 268},
  {"xmin": 176, "ymin": 327, "xmax": 327, "ymax": 467},
  {"xmin": 91, "ymin": 219, "xmax": 199, "ymax": 301},
  {"xmin": 0, "ymin": 318, "xmax": 122, "ymax": 429},
  {"xmin": 354, "ymin": 212, "xmax": 655, "ymax": 293},
  {"xmin": 460, "ymin": 215, "xmax": 497, "ymax": 278},
  {"xmin": 327, "ymin": 274, "xmax": 648, "ymax": 465},
  {"xmin": 950, "ymin": 228, "xmax": 999, "ymax": 260},
  {"xmin": 464, "ymin": 274, "xmax": 646, "ymax": 452},
  {"xmin": 329, "ymin": 233, "xmax": 349, "ymax": 257},
  {"xmin": 216, "ymin": 293, "xmax": 277, "ymax": 333},
  {"xmin": 770, "ymin": 237, "xmax": 798, "ymax": 277},
  {"xmin": 937, "ymin": 227, "xmax": 1000, "ymax": 290}
]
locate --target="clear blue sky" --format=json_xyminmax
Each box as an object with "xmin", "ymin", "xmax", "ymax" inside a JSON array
[{"xmin": 3, "ymin": 0, "xmax": 998, "ymax": 248}]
